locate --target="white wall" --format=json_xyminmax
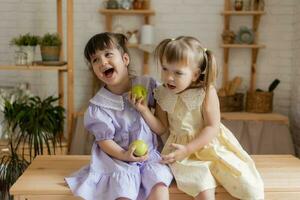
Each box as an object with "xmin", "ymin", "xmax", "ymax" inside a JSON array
[
  {"xmin": 291, "ymin": 0, "xmax": 300, "ymax": 155},
  {"xmin": 0, "ymin": 0, "xmax": 297, "ymax": 116}
]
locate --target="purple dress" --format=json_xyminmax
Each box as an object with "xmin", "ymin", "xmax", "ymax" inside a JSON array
[{"xmin": 65, "ymin": 76, "xmax": 173, "ymax": 200}]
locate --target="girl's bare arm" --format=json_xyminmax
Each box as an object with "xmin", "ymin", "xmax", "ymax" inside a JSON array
[
  {"xmin": 128, "ymin": 92, "xmax": 167, "ymax": 135},
  {"xmin": 139, "ymin": 102, "xmax": 167, "ymax": 135}
]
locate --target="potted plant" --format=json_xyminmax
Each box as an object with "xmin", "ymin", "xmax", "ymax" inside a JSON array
[
  {"xmin": 39, "ymin": 33, "xmax": 62, "ymax": 61},
  {"xmin": 10, "ymin": 33, "xmax": 39, "ymax": 65},
  {"xmin": 0, "ymin": 94, "xmax": 65, "ymax": 199}
]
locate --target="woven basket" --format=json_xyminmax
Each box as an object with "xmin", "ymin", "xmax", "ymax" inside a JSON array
[
  {"xmin": 246, "ymin": 91, "xmax": 273, "ymax": 113},
  {"xmin": 219, "ymin": 93, "xmax": 244, "ymax": 112}
]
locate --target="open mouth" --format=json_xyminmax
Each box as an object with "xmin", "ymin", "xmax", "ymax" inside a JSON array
[
  {"xmin": 167, "ymin": 84, "xmax": 176, "ymax": 90},
  {"xmin": 102, "ymin": 68, "xmax": 115, "ymax": 78}
]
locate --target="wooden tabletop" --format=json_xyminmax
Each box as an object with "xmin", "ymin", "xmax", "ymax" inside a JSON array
[
  {"xmin": 221, "ymin": 112, "xmax": 289, "ymax": 125},
  {"xmin": 10, "ymin": 155, "xmax": 300, "ymax": 196}
]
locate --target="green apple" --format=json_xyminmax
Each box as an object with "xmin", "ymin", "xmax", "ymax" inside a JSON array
[
  {"xmin": 130, "ymin": 139, "xmax": 148, "ymax": 157},
  {"xmin": 131, "ymin": 85, "xmax": 148, "ymax": 99}
]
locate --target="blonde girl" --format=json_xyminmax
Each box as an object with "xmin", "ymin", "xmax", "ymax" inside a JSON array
[{"xmin": 151, "ymin": 36, "xmax": 264, "ymax": 200}]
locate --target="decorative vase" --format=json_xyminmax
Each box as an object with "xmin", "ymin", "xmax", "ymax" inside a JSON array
[
  {"xmin": 234, "ymin": 0, "xmax": 243, "ymax": 11},
  {"xmin": 237, "ymin": 26, "xmax": 254, "ymax": 44}
]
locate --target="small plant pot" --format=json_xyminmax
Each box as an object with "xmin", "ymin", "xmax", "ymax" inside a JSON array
[
  {"xmin": 14, "ymin": 50, "xmax": 27, "ymax": 65},
  {"xmin": 20, "ymin": 46, "xmax": 36, "ymax": 64},
  {"xmin": 40, "ymin": 46, "xmax": 61, "ymax": 61}
]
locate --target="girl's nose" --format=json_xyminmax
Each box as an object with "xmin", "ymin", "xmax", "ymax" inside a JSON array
[
  {"xmin": 166, "ymin": 73, "xmax": 174, "ymax": 81},
  {"xmin": 100, "ymin": 58, "xmax": 108, "ymax": 66}
]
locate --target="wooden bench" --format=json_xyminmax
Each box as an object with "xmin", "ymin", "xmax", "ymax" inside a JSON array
[{"xmin": 10, "ymin": 155, "xmax": 300, "ymax": 200}]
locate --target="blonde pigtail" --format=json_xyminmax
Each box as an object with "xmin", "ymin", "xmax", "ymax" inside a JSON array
[{"xmin": 203, "ymin": 50, "xmax": 218, "ymax": 90}]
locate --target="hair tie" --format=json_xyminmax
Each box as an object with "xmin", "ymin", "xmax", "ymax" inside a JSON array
[
  {"xmin": 203, "ymin": 48, "xmax": 207, "ymax": 53},
  {"xmin": 171, "ymin": 38, "xmax": 175, "ymax": 41}
]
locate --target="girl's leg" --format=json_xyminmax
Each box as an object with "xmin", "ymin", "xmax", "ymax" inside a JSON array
[
  {"xmin": 147, "ymin": 183, "xmax": 169, "ymax": 200},
  {"xmin": 195, "ymin": 188, "xmax": 215, "ymax": 200}
]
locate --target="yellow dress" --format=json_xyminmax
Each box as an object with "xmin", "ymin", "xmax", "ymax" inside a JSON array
[{"xmin": 154, "ymin": 86, "xmax": 264, "ymax": 200}]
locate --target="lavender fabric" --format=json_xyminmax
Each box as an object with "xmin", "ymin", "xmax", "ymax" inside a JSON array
[{"xmin": 65, "ymin": 76, "xmax": 173, "ymax": 200}]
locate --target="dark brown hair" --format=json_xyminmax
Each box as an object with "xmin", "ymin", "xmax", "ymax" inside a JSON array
[{"xmin": 84, "ymin": 32, "xmax": 129, "ymax": 64}]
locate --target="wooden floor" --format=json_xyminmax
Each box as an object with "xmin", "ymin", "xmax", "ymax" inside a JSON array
[{"xmin": 10, "ymin": 155, "xmax": 300, "ymax": 200}]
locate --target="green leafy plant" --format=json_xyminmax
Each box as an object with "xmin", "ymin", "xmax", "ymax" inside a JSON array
[
  {"xmin": 0, "ymin": 95, "xmax": 65, "ymax": 199},
  {"xmin": 39, "ymin": 33, "xmax": 62, "ymax": 46},
  {"xmin": 10, "ymin": 33, "xmax": 39, "ymax": 46},
  {"xmin": 0, "ymin": 145, "xmax": 29, "ymax": 200}
]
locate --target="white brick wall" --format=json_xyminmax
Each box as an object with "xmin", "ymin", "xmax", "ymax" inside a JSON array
[
  {"xmin": 0, "ymin": 0, "xmax": 298, "ymax": 122},
  {"xmin": 291, "ymin": 0, "xmax": 300, "ymax": 155}
]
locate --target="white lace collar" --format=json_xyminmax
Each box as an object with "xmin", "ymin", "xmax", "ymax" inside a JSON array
[
  {"xmin": 154, "ymin": 85, "xmax": 205, "ymax": 113},
  {"xmin": 89, "ymin": 76, "xmax": 150, "ymax": 111},
  {"xmin": 90, "ymin": 87, "xmax": 125, "ymax": 111}
]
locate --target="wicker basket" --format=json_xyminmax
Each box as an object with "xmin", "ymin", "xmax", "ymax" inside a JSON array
[
  {"xmin": 219, "ymin": 93, "xmax": 244, "ymax": 112},
  {"xmin": 246, "ymin": 91, "xmax": 273, "ymax": 113}
]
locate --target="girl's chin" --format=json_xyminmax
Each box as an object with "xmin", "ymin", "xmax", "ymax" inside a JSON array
[{"xmin": 168, "ymin": 87, "xmax": 184, "ymax": 94}]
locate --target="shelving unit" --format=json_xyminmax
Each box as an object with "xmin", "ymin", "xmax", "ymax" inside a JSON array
[
  {"xmin": 99, "ymin": 8, "xmax": 155, "ymax": 75},
  {"xmin": 219, "ymin": 1, "xmax": 294, "ymax": 155},
  {"xmin": 221, "ymin": 0, "xmax": 265, "ymax": 91},
  {"xmin": 0, "ymin": 0, "xmax": 74, "ymax": 150}
]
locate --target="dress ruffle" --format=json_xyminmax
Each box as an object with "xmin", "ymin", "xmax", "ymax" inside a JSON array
[
  {"xmin": 66, "ymin": 166, "xmax": 140, "ymax": 200},
  {"xmin": 66, "ymin": 149, "xmax": 173, "ymax": 200}
]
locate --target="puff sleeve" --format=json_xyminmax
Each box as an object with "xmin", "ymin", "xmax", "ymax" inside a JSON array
[{"xmin": 84, "ymin": 104, "xmax": 115, "ymax": 141}]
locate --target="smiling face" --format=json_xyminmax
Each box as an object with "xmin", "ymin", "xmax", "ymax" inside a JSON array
[
  {"xmin": 161, "ymin": 61, "xmax": 199, "ymax": 94},
  {"xmin": 90, "ymin": 47, "xmax": 130, "ymax": 89}
]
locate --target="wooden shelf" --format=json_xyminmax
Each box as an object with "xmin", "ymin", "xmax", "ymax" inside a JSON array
[
  {"xmin": 127, "ymin": 43, "xmax": 139, "ymax": 48},
  {"xmin": 221, "ymin": 0, "xmax": 265, "ymax": 92},
  {"xmin": 221, "ymin": 44, "xmax": 266, "ymax": 48},
  {"xmin": 221, "ymin": 10, "xmax": 265, "ymax": 15},
  {"xmin": 0, "ymin": 65, "xmax": 68, "ymax": 71},
  {"xmin": 127, "ymin": 44, "xmax": 155, "ymax": 53},
  {"xmin": 0, "ymin": 1, "xmax": 74, "ymax": 151},
  {"xmin": 221, "ymin": 112, "xmax": 289, "ymax": 125},
  {"xmin": 99, "ymin": 9, "xmax": 155, "ymax": 15},
  {"xmin": 100, "ymin": 8, "xmax": 155, "ymax": 75}
]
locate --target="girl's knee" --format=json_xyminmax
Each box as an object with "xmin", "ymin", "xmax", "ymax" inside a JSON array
[
  {"xmin": 195, "ymin": 188, "xmax": 215, "ymax": 200},
  {"xmin": 152, "ymin": 182, "xmax": 168, "ymax": 191},
  {"xmin": 147, "ymin": 183, "xmax": 169, "ymax": 200}
]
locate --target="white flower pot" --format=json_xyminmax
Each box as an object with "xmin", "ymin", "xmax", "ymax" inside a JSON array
[{"xmin": 20, "ymin": 46, "xmax": 36, "ymax": 65}]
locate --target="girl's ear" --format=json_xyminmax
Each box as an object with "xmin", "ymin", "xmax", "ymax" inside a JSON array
[
  {"xmin": 192, "ymin": 68, "xmax": 200, "ymax": 82},
  {"xmin": 123, "ymin": 53, "xmax": 130, "ymax": 66}
]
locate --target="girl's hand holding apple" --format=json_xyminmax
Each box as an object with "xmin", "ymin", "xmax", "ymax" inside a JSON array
[
  {"xmin": 128, "ymin": 85, "xmax": 149, "ymax": 113},
  {"xmin": 122, "ymin": 140, "xmax": 149, "ymax": 162}
]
